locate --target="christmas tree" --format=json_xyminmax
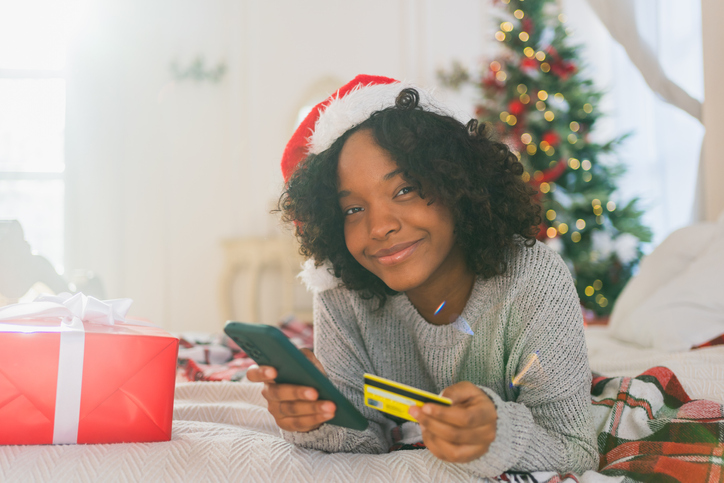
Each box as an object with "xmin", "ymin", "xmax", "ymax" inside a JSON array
[{"xmin": 439, "ymin": 0, "xmax": 652, "ymax": 318}]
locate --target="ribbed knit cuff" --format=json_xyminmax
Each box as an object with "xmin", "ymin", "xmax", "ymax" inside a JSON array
[
  {"xmin": 452, "ymin": 386, "xmax": 534, "ymax": 478},
  {"xmin": 280, "ymin": 423, "xmax": 349, "ymax": 452}
]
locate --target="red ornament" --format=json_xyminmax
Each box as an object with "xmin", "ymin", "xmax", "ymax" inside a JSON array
[
  {"xmin": 539, "ymin": 159, "xmax": 568, "ymax": 183},
  {"xmin": 508, "ymin": 99, "xmax": 525, "ymax": 117},
  {"xmin": 545, "ymin": 46, "xmax": 577, "ymax": 80},
  {"xmin": 520, "ymin": 57, "xmax": 538, "ymax": 75},
  {"xmin": 542, "ymin": 130, "xmax": 561, "ymax": 147},
  {"xmin": 550, "ymin": 61, "xmax": 577, "ymax": 80}
]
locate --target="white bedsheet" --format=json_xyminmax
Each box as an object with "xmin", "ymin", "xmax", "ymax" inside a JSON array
[{"xmin": 2, "ymin": 328, "xmax": 723, "ymax": 482}]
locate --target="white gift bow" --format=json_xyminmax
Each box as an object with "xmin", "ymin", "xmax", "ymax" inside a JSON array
[{"xmin": 0, "ymin": 292, "xmax": 133, "ymax": 444}]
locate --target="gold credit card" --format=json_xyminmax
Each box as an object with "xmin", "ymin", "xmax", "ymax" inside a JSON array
[{"xmin": 363, "ymin": 373, "xmax": 452, "ymax": 422}]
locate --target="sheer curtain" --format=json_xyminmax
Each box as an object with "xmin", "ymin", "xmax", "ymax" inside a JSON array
[{"xmin": 562, "ymin": 0, "xmax": 704, "ymax": 248}]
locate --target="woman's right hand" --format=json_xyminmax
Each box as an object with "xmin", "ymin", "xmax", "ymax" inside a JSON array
[{"xmin": 246, "ymin": 348, "xmax": 336, "ymax": 432}]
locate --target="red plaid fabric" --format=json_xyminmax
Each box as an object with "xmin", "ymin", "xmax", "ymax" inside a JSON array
[
  {"xmin": 693, "ymin": 334, "xmax": 724, "ymax": 349},
  {"xmin": 592, "ymin": 366, "xmax": 724, "ymax": 482}
]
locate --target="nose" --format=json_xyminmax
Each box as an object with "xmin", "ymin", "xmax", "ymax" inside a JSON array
[{"xmin": 367, "ymin": 204, "xmax": 401, "ymax": 240}]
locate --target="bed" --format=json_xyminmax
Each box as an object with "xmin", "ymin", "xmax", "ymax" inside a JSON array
[{"xmin": 2, "ymin": 215, "xmax": 723, "ymax": 482}]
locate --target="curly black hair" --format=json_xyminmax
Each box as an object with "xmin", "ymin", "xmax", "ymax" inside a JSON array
[{"xmin": 279, "ymin": 87, "xmax": 541, "ymax": 305}]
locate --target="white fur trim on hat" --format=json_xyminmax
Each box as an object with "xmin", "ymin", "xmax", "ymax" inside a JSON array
[
  {"xmin": 297, "ymin": 258, "xmax": 341, "ymax": 293},
  {"xmin": 308, "ymin": 82, "xmax": 455, "ymax": 155}
]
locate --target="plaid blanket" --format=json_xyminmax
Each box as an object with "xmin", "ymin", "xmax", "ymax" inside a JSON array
[
  {"xmin": 176, "ymin": 325, "xmax": 724, "ymax": 482},
  {"xmin": 492, "ymin": 367, "xmax": 724, "ymax": 483},
  {"xmin": 590, "ymin": 366, "xmax": 724, "ymax": 482}
]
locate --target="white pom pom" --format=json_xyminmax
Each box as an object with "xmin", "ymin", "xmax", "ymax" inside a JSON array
[
  {"xmin": 614, "ymin": 233, "xmax": 640, "ymax": 264},
  {"xmin": 297, "ymin": 258, "xmax": 341, "ymax": 293},
  {"xmin": 591, "ymin": 230, "xmax": 614, "ymax": 261},
  {"xmin": 544, "ymin": 236, "xmax": 564, "ymax": 254}
]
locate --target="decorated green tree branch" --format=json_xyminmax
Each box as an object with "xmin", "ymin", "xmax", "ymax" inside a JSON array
[{"xmin": 439, "ymin": 0, "xmax": 651, "ymax": 317}]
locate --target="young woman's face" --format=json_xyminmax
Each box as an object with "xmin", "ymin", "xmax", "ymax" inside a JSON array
[{"xmin": 337, "ymin": 129, "xmax": 464, "ymax": 294}]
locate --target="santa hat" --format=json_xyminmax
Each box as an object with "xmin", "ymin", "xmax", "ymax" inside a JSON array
[{"xmin": 281, "ymin": 74, "xmax": 452, "ymax": 182}]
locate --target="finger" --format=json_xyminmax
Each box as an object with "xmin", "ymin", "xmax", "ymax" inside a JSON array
[
  {"xmin": 263, "ymin": 383, "xmax": 319, "ymax": 402},
  {"xmin": 277, "ymin": 411, "xmax": 335, "ymax": 433},
  {"xmin": 417, "ymin": 401, "xmax": 493, "ymax": 429},
  {"xmin": 300, "ymin": 348, "xmax": 328, "ymax": 376},
  {"xmin": 417, "ymin": 413, "xmax": 495, "ymax": 446},
  {"xmin": 440, "ymin": 381, "xmax": 485, "ymax": 404},
  {"xmin": 422, "ymin": 430, "xmax": 489, "ymax": 464},
  {"xmin": 246, "ymin": 365, "xmax": 277, "ymax": 383},
  {"xmin": 273, "ymin": 400, "xmax": 336, "ymax": 418}
]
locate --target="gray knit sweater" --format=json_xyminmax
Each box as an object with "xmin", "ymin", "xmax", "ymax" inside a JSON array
[{"xmin": 282, "ymin": 241, "xmax": 599, "ymax": 478}]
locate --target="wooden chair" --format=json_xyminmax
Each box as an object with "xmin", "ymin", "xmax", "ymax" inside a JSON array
[{"xmin": 218, "ymin": 236, "xmax": 313, "ymax": 327}]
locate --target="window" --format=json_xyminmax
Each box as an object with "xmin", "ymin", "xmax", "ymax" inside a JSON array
[
  {"xmin": 565, "ymin": 0, "xmax": 704, "ymax": 247},
  {"xmin": 0, "ymin": 1, "xmax": 80, "ymax": 273}
]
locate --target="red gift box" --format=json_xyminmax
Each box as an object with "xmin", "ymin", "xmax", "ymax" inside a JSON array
[{"xmin": 0, "ymin": 294, "xmax": 179, "ymax": 445}]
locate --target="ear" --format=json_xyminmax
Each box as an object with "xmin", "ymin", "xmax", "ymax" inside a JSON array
[{"xmin": 297, "ymin": 258, "xmax": 341, "ymax": 293}]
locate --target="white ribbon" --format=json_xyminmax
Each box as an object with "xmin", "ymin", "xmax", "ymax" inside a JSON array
[{"xmin": 0, "ymin": 292, "xmax": 132, "ymax": 444}]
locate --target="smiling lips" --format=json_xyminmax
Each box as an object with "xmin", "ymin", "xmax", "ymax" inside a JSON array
[{"xmin": 373, "ymin": 239, "xmax": 422, "ymax": 265}]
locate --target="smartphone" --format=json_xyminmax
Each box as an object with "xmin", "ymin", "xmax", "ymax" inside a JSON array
[{"xmin": 224, "ymin": 321, "xmax": 369, "ymax": 431}]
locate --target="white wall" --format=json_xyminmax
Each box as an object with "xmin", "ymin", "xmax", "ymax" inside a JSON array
[{"xmin": 64, "ymin": 0, "xmax": 493, "ymax": 332}]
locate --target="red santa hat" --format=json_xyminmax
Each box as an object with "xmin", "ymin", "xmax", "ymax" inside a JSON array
[{"xmin": 281, "ymin": 74, "xmax": 450, "ymax": 182}]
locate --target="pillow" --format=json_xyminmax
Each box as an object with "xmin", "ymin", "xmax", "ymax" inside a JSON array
[
  {"xmin": 609, "ymin": 211, "xmax": 724, "ymax": 350},
  {"xmin": 609, "ymin": 222, "xmax": 716, "ymax": 330}
]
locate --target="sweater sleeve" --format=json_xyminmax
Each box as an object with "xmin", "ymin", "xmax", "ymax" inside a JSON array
[
  {"xmin": 280, "ymin": 289, "xmax": 393, "ymax": 453},
  {"xmin": 454, "ymin": 248, "xmax": 599, "ymax": 477}
]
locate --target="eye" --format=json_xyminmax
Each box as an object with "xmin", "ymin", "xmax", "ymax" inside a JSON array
[
  {"xmin": 344, "ymin": 207, "xmax": 364, "ymax": 216},
  {"xmin": 395, "ymin": 186, "xmax": 415, "ymax": 197}
]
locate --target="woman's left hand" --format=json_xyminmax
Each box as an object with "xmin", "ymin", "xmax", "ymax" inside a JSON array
[{"xmin": 408, "ymin": 381, "xmax": 497, "ymax": 463}]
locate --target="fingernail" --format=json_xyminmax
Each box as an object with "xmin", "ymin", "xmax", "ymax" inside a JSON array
[
  {"xmin": 322, "ymin": 402, "xmax": 335, "ymax": 412},
  {"xmin": 264, "ymin": 368, "xmax": 273, "ymax": 378},
  {"xmin": 422, "ymin": 405, "xmax": 432, "ymax": 415},
  {"xmin": 408, "ymin": 407, "xmax": 419, "ymax": 417},
  {"xmin": 305, "ymin": 389, "xmax": 316, "ymax": 400}
]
